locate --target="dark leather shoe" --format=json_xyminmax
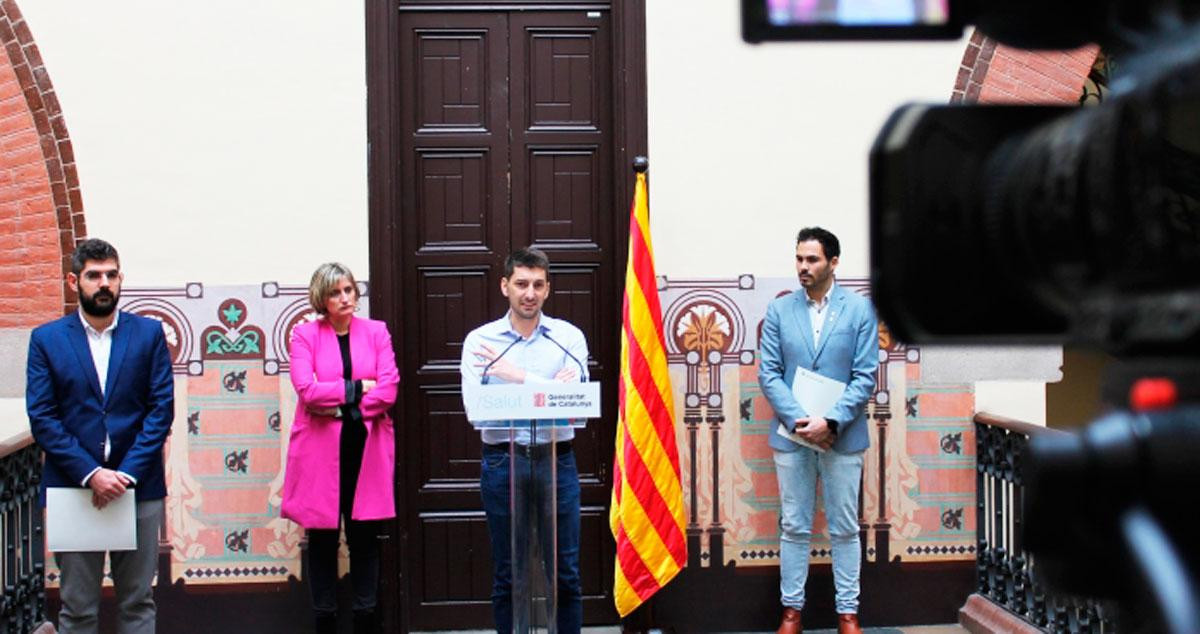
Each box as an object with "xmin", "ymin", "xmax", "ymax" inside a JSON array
[
  {"xmin": 315, "ymin": 613, "xmax": 338, "ymax": 634},
  {"xmin": 353, "ymin": 609, "xmax": 378, "ymax": 634},
  {"xmin": 776, "ymin": 606, "xmax": 802, "ymax": 634},
  {"xmin": 837, "ymin": 613, "xmax": 863, "ymax": 634}
]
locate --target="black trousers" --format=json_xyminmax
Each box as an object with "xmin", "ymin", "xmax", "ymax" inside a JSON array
[
  {"xmin": 307, "ymin": 407, "xmax": 380, "ymax": 616},
  {"xmin": 307, "ymin": 518, "xmax": 382, "ymax": 615}
]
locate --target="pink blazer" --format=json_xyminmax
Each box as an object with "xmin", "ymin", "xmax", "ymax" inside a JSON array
[{"xmin": 280, "ymin": 316, "xmax": 399, "ymax": 529}]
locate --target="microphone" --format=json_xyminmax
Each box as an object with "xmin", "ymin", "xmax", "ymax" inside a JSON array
[
  {"xmin": 542, "ymin": 331, "xmax": 587, "ymax": 383},
  {"xmin": 480, "ymin": 335, "xmax": 522, "ymax": 385}
]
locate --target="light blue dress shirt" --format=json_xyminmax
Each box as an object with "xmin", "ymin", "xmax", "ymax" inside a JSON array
[{"xmin": 460, "ymin": 312, "xmax": 590, "ymax": 445}]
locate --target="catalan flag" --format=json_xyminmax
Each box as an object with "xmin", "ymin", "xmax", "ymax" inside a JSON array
[{"xmin": 610, "ymin": 164, "xmax": 687, "ymax": 617}]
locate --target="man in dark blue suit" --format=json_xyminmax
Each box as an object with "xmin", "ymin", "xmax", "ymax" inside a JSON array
[
  {"xmin": 27, "ymin": 239, "xmax": 174, "ymax": 634},
  {"xmin": 759, "ymin": 228, "xmax": 879, "ymax": 634}
]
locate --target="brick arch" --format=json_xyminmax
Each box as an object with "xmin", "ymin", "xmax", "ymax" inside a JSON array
[
  {"xmin": 951, "ymin": 29, "xmax": 1100, "ymax": 105},
  {"xmin": 0, "ymin": 1, "xmax": 84, "ymax": 322}
]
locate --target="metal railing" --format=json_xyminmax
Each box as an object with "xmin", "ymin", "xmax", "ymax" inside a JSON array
[
  {"xmin": 972, "ymin": 413, "xmax": 1116, "ymax": 633},
  {"xmin": 1, "ymin": 431, "xmax": 48, "ymax": 634}
]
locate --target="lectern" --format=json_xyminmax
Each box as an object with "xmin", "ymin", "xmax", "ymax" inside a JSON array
[{"xmin": 462, "ymin": 381, "xmax": 601, "ymax": 633}]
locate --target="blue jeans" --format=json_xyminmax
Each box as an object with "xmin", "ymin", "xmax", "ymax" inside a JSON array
[
  {"xmin": 481, "ymin": 443, "xmax": 582, "ymax": 634},
  {"xmin": 774, "ymin": 448, "xmax": 864, "ymax": 614}
]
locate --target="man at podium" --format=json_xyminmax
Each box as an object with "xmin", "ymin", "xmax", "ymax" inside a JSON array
[{"xmin": 460, "ymin": 247, "xmax": 590, "ymax": 634}]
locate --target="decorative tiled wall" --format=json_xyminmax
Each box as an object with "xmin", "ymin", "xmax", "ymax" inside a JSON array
[
  {"xmin": 44, "ymin": 275, "xmax": 979, "ymax": 587},
  {"xmin": 45, "ymin": 282, "xmax": 368, "ymax": 586},
  {"xmin": 660, "ymin": 276, "xmax": 976, "ymax": 568}
]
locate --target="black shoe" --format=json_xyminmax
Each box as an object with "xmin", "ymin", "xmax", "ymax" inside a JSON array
[
  {"xmin": 353, "ymin": 610, "xmax": 378, "ymax": 634},
  {"xmin": 315, "ymin": 613, "xmax": 338, "ymax": 634}
]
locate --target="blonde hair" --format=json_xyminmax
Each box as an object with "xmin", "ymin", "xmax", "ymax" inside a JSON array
[{"xmin": 308, "ymin": 262, "xmax": 358, "ymax": 315}]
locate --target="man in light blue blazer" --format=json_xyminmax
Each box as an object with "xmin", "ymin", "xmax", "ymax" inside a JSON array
[
  {"xmin": 27, "ymin": 239, "xmax": 174, "ymax": 634},
  {"xmin": 758, "ymin": 227, "xmax": 879, "ymax": 634}
]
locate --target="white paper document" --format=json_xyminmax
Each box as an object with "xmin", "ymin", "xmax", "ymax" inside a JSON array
[
  {"xmin": 774, "ymin": 367, "xmax": 847, "ymax": 453},
  {"xmin": 46, "ymin": 488, "xmax": 137, "ymax": 552}
]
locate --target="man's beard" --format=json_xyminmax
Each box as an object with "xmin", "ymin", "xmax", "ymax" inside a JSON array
[{"xmin": 80, "ymin": 289, "xmax": 119, "ymax": 317}]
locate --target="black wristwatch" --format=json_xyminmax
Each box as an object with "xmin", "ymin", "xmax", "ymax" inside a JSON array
[{"xmin": 827, "ymin": 419, "xmax": 840, "ymax": 435}]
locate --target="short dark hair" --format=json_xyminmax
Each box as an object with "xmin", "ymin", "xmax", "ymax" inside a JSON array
[
  {"xmin": 504, "ymin": 247, "xmax": 550, "ymax": 277},
  {"xmin": 71, "ymin": 238, "xmax": 120, "ymax": 275},
  {"xmin": 795, "ymin": 227, "xmax": 840, "ymax": 260}
]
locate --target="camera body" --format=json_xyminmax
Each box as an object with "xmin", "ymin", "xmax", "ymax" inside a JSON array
[
  {"xmin": 744, "ymin": 0, "xmax": 1200, "ymax": 628},
  {"xmin": 745, "ymin": 1, "xmax": 1200, "ymax": 355},
  {"xmin": 870, "ymin": 33, "xmax": 1200, "ymax": 357},
  {"xmin": 1024, "ymin": 403, "xmax": 1200, "ymax": 631}
]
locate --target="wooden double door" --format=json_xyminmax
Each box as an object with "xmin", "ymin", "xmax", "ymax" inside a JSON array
[{"xmin": 370, "ymin": 2, "xmax": 644, "ymax": 629}]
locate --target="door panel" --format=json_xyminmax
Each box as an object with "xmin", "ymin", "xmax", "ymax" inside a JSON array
[
  {"xmin": 546, "ymin": 265, "xmax": 603, "ymax": 364},
  {"xmin": 400, "ymin": 12, "xmax": 510, "ymax": 628},
  {"xmin": 415, "ymin": 511, "xmax": 492, "ymax": 602},
  {"xmin": 528, "ymin": 149, "xmax": 604, "ymax": 246},
  {"xmin": 417, "ymin": 385, "xmax": 482, "ymax": 490},
  {"xmin": 509, "ymin": 12, "xmax": 613, "ymax": 257},
  {"xmin": 415, "ymin": 36, "xmax": 488, "ymax": 130},
  {"xmin": 397, "ymin": 7, "xmax": 618, "ymax": 629},
  {"xmin": 510, "ymin": 15, "xmax": 617, "ymax": 625},
  {"xmin": 415, "ymin": 150, "xmax": 493, "ymax": 250},
  {"xmin": 403, "ymin": 12, "xmax": 510, "ymax": 265},
  {"xmin": 415, "ymin": 267, "xmax": 491, "ymax": 371},
  {"xmin": 523, "ymin": 25, "xmax": 605, "ymax": 129}
]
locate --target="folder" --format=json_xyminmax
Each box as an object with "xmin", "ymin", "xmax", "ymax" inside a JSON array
[
  {"xmin": 774, "ymin": 367, "xmax": 847, "ymax": 453},
  {"xmin": 46, "ymin": 488, "xmax": 137, "ymax": 552}
]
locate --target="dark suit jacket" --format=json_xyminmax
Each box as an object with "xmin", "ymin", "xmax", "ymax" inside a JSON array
[{"xmin": 27, "ymin": 311, "xmax": 175, "ymax": 502}]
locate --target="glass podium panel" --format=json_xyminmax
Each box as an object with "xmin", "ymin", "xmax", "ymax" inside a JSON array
[
  {"xmin": 466, "ymin": 382, "xmax": 596, "ymax": 633},
  {"xmin": 509, "ymin": 422, "xmax": 560, "ymax": 633}
]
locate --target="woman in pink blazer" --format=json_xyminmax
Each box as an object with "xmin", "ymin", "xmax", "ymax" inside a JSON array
[{"xmin": 281, "ymin": 262, "xmax": 399, "ymax": 634}]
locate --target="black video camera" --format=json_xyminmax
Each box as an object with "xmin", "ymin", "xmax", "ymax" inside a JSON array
[{"xmin": 743, "ymin": 1, "xmax": 1200, "ymax": 630}]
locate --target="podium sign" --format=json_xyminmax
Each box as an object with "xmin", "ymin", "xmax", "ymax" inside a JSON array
[{"xmin": 462, "ymin": 382, "xmax": 600, "ymax": 424}]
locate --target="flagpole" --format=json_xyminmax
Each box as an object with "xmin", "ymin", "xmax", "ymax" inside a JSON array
[
  {"xmin": 621, "ymin": 154, "xmax": 655, "ymax": 633},
  {"xmin": 612, "ymin": 153, "xmax": 687, "ymax": 627}
]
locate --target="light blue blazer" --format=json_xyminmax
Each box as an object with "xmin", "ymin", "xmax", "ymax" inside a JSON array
[{"xmin": 758, "ymin": 284, "xmax": 879, "ymax": 454}]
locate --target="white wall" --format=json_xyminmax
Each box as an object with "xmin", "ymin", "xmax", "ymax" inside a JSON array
[
  {"xmin": 976, "ymin": 380, "xmax": 1047, "ymax": 425},
  {"xmin": 24, "ymin": 1, "xmax": 964, "ymax": 284},
  {"xmin": 643, "ymin": 8, "xmax": 1057, "ymax": 421},
  {"xmin": 646, "ymin": 3, "xmax": 968, "ymax": 279},
  {"xmin": 19, "ymin": 1, "xmax": 367, "ymax": 285},
  {"xmin": 14, "ymin": 4, "xmax": 1058, "ymax": 425}
]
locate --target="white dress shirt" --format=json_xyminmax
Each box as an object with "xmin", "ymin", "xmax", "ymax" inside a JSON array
[
  {"xmin": 81, "ymin": 308, "xmax": 118, "ymax": 400},
  {"xmin": 805, "ymin": 285, "xmax": 832, "ymax": 345},
  {"xmin": 79, "ymin": 309, "xmax": 136, "ymax": 486},
  {"xmin": 460, "ymin": 311, "xmax": 590, "ymax": 445}
]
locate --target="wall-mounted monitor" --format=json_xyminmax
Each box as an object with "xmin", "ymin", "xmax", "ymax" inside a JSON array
[{"xmin": 742, "ymin": 0, "xmax": 965, "ymax": 41}]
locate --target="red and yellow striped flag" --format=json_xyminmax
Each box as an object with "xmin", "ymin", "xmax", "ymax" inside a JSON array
[{"xmin": 610, "ymin": 167, "xmax": 687, "ymax": 618}]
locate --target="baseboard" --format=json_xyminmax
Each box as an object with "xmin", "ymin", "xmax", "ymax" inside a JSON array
[{"xmin": 959, "ymin": 593, "xmax": 1042, "ymax": 634}]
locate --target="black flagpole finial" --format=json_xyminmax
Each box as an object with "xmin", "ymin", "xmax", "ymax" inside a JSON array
[{"xmin": 633, "ymin": 156, "xmax": 648, "ymax": 173}]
